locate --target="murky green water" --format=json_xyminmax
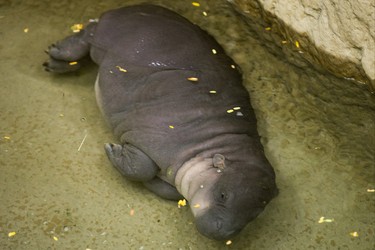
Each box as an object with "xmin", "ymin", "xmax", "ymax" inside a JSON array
[{"xmin": 0, "ymin": 0, "xmax": 374, "ymax": 249}]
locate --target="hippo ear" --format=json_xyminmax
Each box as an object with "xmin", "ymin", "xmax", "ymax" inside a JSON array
[{"xmin": 213, "ymin": 154, "xmax": 225, "ymax": 170}]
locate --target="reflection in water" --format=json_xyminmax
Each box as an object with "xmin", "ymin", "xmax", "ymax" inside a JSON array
[{"xmin": 0, "ymin": 0, "xmax": 374, "ymax": 249}]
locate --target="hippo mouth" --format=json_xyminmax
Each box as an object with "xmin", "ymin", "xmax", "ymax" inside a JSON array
[
  {"xmin": 195, "ymin": 212, "xmax": 242, "ymax": 240},
  {"xmin": 175, "ymin": 156, "xmax": 221, "ymax": 215}
]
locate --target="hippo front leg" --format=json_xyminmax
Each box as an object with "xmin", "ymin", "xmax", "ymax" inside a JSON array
[
  {"xmin": 104, "ymin": 143, "xmax": 158, "ymax": 182},
  {"xmin": 143, "ymin": 177, "xmax": 183, "ymax": 201}
]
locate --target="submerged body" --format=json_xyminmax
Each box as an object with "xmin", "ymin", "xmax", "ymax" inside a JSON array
[{"xmin": 44, "ymin": 4, "xmax": 278, "ymax": 240}]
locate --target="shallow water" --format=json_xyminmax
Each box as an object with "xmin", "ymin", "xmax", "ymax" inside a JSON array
[{"xmin": 0, "ymin": 0, "xmax": 374, "ymax": 249}]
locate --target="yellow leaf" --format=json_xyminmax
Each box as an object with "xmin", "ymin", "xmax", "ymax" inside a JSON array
[
  {"xmin": 178, "ymin": 199, "xmax": 187, "ymax": 208},
  {"xmin": 187, "ymin": 77, "xmax": 198, "ymax": 82},
  {"xmin": 349, "ymin": 232, "xmax": 359, "ymax": 237},
  {"xmin": 318, "ymin": 216, "xmax": 334, "ymax": 223},
  {"xmin": 71, "ymin": 24, "xmax": 83, "ymax": 33},
  {"xmin": 8, "ymin": 232, "xmax": 16, "ymax": 237},
  {"xmin": 116, "ymin": 66, "xmax": 127, "ymax": 72}
]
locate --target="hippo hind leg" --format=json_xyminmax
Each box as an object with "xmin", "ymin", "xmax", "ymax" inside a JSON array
[
  {"xmin": 43, "ymin": 22, "xmax": 96, "ymax": 73},
  {"xmin": 104, "ymin": 143, "xmax": 158, "ymax": 182}
]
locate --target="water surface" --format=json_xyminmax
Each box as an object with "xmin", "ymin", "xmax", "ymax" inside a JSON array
[{"xmin": 0, "ymin": 0, "xmax": 374, "ymax": 249}]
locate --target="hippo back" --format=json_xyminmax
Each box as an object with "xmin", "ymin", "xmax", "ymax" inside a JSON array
[{"xmin": 91, "ymin": 5, "xmax": 262, "ymax": 185}]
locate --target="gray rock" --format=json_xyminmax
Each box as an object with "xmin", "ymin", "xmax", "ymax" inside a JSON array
[{"xmin": 228, "ymin": 0, "xmax": 375, "ymax": 92}]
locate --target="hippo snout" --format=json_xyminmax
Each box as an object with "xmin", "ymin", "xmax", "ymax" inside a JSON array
[{"xmin": 195, "ymin": 212, "xmax": 244, "ymax": 240}]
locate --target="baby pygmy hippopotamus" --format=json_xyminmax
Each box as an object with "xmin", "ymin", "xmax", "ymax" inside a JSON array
[{"xmin": 43, "ymin": 4, "xmax": 278, "ymax": 241}]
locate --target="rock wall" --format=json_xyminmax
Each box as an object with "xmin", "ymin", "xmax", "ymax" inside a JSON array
[{"xmin": 228, "ymin": 0, "xmax": 375, "ymax": 92}]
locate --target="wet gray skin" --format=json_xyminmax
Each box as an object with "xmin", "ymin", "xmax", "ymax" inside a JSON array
[
  {"xmin": 43, "ymin": 4, "xmax": 278, "ymax": 240},
  {"xmin": 175, "ymin": 155, "xmax": 277, "ymax": 240}
]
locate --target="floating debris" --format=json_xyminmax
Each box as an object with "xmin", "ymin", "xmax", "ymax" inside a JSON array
[
  {"xmin": 71, "ymin": 23, "xmax": 83, "ymax": 33},
  {"xmin": 77, "ymin": 132, "xmax": 88, "ymax": 151},
  {"xmin": 187, "ymin": 77, "xmax": 198, "ymax": 82},
  {"xmin": 192, "ymin": 2, "xmax": 200, "ymax": 7},
  {"xmin": 178, "ymin": 199, "xmax": 187, "ymax": 208},
  {"xmin": 318, "ymin": 216, "xmax": 334, "ymax": 223},
  {"xmin": 8, "ymin": 232, "xmax": 16, "ymax": 237},
  {"xmin": 349, "ymin": 231, "xmax": 359, "ymax": 237},
  {"xmin": 116, "ymin": 66, "xmax": 127, "ymax": 72}
]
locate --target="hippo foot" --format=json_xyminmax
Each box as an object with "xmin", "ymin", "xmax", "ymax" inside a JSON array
[
  {"xmin": 43, "ymin": 22, "xmax": 97, "ymax": 73},
  {"xmin": 43, "ymin": 58, "xmax": 84, "ymax": 73},
  {"xmin": 104, "ymin": 143, "xmax": 159, "ymax": 182}
]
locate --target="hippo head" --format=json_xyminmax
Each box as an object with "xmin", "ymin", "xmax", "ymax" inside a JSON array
[{"xmin": 175, "ymin": 154, "xmax": 277, "ymax": 240}]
